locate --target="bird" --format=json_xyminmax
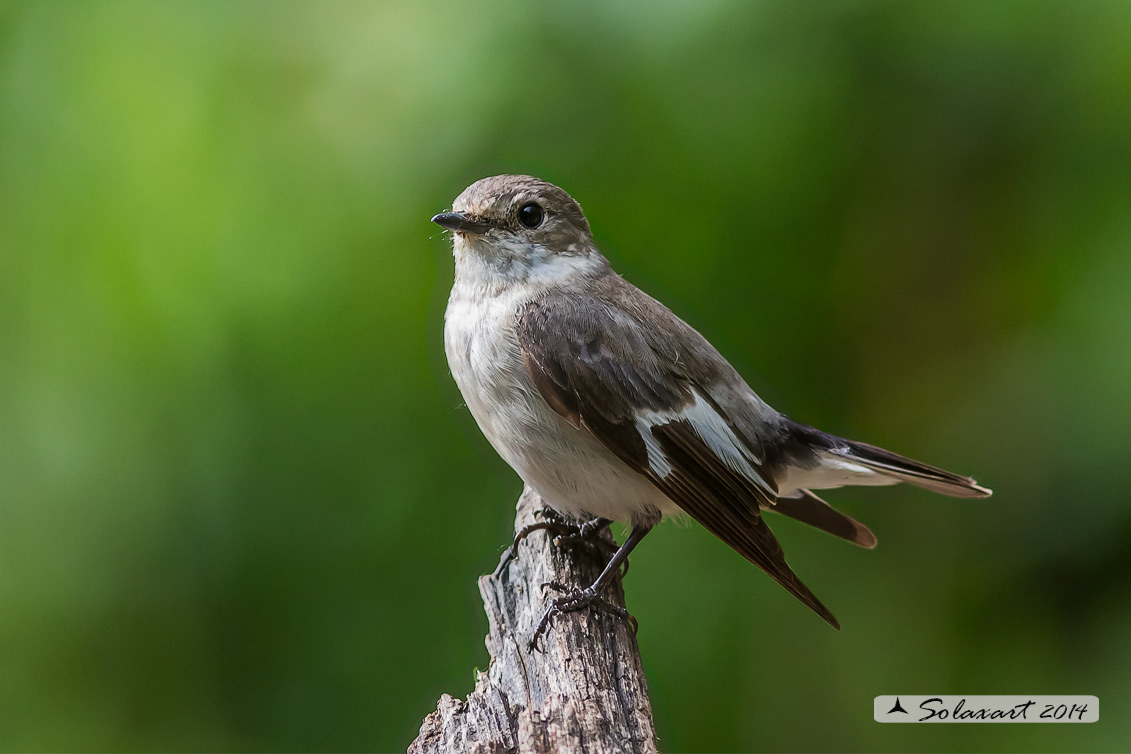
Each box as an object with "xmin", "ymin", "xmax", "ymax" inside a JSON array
[{"xmin": 433, "ymin": 174, "xmax": 990, "ymax": 643}]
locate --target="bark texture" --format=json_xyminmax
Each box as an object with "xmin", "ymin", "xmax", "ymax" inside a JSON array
[{"xmin": 410, "ymin": 486, "xmax": 658, "ymax": 754}]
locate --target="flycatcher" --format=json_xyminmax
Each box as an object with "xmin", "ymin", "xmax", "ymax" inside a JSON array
[{"xmin": 434, "ymin": 175, "xmax": 990, "ymax": 643}]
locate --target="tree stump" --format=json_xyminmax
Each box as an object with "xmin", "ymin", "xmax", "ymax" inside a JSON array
[{"xmin": 410, "ymin": 486, "xmax": 658, "ymax": 754}]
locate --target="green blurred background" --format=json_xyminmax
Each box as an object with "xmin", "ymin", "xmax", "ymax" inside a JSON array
[{"xmin": 1, "ymin": 1, "xmax": 1129, "ymax": 751}]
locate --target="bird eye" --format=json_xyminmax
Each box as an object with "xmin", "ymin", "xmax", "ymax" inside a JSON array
[{"xmin": 517, "ymin": 202, "xmax": 544, "ymax": 229}]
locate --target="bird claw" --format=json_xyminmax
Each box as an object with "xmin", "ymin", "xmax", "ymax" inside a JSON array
[
  {"xmin": 552, "ymin": 518, "xmax": 619, "ymax": 557},
  {"xmin": 528, "ymin": 585, "xmax": 639, "ymax": 652},
  {"xmin": 534, "ymin": 508, "xmax": 570, "ymax": 524},
  {"xmin": 495, "ymin": 510, "xmax": 571, "ymax": 575},
  {"xmin": 503, "ymin": 510, "xmax": 614, "ymax": 567}
]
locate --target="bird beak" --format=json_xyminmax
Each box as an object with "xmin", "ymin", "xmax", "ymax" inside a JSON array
[{"xmin": 431, "ymin": 211, "xmax": 495, "ymax": 235}]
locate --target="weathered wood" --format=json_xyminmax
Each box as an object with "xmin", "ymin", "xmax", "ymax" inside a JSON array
[{"xmin": 410, "ymin": 486, "xmax": 658, "ymax": 754}]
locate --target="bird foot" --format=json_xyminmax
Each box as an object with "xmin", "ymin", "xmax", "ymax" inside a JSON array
[
  {"xmin": 528, "ymin": 581, "xmax": 639, "ymax": 652},
  {"xmin": 499, "ymin": 509, "xmax": 616, "ymax": 571}
]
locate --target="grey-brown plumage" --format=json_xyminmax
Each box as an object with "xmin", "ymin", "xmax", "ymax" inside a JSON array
[{"xmin": 435, "ymin": 174, "xmax": 990, "ymax": 633}]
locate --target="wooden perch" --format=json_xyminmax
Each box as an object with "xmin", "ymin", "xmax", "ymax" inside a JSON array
[{"xmin": 410, "ymin": 486, "xmax": 658, "ymax": 754}]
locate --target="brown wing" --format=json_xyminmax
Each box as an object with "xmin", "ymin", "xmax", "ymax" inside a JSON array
[
  {"xmin": 772, "ymin": 490, "xmax": 877, "ymax": 549},
  {"xmin": 516, "ymin": 295, "xmax": 840, "ymax": 628}
]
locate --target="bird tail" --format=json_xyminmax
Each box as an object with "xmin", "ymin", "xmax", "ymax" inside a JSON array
[
  {"xmin": 776, "ymin": 419, "xmax": 993, "ymax": 500},
  {"xmin": 837, "ymin": 439, "xmax": 992, "ymax": 498}
]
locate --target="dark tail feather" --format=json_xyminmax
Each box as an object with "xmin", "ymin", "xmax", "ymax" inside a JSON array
[
  {"xmin": 771, "ymin": 489, "xmax": 878, "ymax": 549},
  {"xmin": 844, "ymin": 440, "xmax": 992, "ymax": 499}
]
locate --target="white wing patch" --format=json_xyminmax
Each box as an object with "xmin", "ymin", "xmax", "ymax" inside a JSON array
[
  {"xmin": 635, "ymin": 389, "xmax": 771, "ymax": 492},
  {"xmin": 634, "ymin": 414, "xmax": 673, "ymax": 477}
]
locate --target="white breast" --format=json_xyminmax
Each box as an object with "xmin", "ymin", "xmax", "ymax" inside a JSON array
[{"xmin": 444, "ymin": 280, "xmax": 676, "ymax": 524}]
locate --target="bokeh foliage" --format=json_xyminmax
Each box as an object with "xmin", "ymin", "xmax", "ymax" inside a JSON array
[{"xmin": 1, "ymin": 1, "xmax": 1129, "ymax": 751}]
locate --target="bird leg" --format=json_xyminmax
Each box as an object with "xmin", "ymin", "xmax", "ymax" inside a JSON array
[{"xmin": 529, "ymin": 524, "xmax": 652, "ymax": 651}]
